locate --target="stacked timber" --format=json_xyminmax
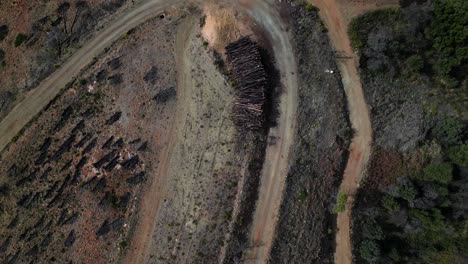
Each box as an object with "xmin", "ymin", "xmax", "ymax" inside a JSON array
[{"xmin": 226, "ymin": 37, "xmax": 268, "ymax": 130}]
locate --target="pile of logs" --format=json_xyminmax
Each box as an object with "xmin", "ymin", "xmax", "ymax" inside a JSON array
[{"xmin": 226, "ymin": 37, "xmax": 267, "ymax": 130}]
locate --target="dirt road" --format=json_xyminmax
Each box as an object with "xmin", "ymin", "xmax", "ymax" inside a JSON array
[
  {"xmin": 0, "ymin": 0, "xmax": 175, "ymax": 154},
  {"xmin": 309, "ymin": 0, "xmax": 383, "ymax": 263},
  {"xmin": 0, "ymin": 0, "xmax": 298, "ymax": 263},
  {"xmin": 239, "ymin": 0, "xmax": 298, "ymax": 263},
  {"xmin": 121, "ymin": 16, "xmax": 196, "ymax": 264}
]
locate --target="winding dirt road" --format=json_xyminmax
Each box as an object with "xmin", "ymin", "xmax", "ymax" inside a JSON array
[
  {"xmin": 0, "ymin": 0, "xmax": 298, "ymax": 263},
  {"xmin": 310, "ymin": 0, "xmax": 378, "ymax": 263},
  {"xmin": 122, "ymin": 15, "xmax": 198, "ymax": 264},
  {"xmin": 0, "ymin": 0, "xmax": 174, "ymax": 154},
  {"xmin": 239, "ymin": 0, "xmax": 298, "ymax": 263}
]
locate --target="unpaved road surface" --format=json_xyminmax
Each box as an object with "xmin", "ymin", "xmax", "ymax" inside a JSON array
[
  {"xmin": 310, "ymin": 0, "xmax": 397, "ymax": 263},
  {"xmin": 239, "ymin": 0, "xmax": 298, "ymax": 263},
  {"xmin": 122, "ymin": 15, "xmax": 196, "ymax": 264},
  {"xmin": 0, "ymin": 0, "xmax": 174, "ymax": 154},
  {"xmin": 0, "ymin": 0, "xmax": 298, "ymax": 263}
]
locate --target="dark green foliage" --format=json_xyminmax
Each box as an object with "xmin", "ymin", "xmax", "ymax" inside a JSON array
[
  {"xmin": 0, "ymin": 25, "xmax": 8, "ymax": 41},
  {"xmin": 381, "ymin": 195, "xmax": 399, "ymax": 212},
  {"xmin": 397, "ymin": 180, "xmax": 417, "ymax": 201},
  {"xmin": 14, "ymin": 33, "xmax": 28, "ymax": 47},
  {"xmin": 430, "ymin": 0, "xmax": 468, "ymax": 77},
  {"xmin": 406, "ymin": 55, "xmax": 424, "ymax": 73},
  {"xmin": 348, "ymin": 8, "xmax": 401, "ymax": 51},
  {"xmin": 351, "ymin": 1, "xmax": 468, "ymax": 262},
  {"xmin": 354, "ymin": 157, "xmax": 466, "ymax": 262},
  {"xmin": 362, "ymin": 218, "xmax": 384, "ymax": 240},
  {"xmin": 359, "ymin": 240, "xmax": 381, "ymax": 263},
  {"xmin": 355, "ymin": 171, "xmax": 467, "ymax": 262},
  {"xmin": 304, "ymin": 3, "xmax": 317, "ymax": 12},
  {"xmin": 349, "ymin": 0, "xmax": 467, "ymax": 85},
  {"xmin": 297, "ymin": 189, "xmax": 307, "ymax": 202},
  {"xmin": 422, "ymin": 163, "xmax": 453, "ymax": 184},
  {"xmin": 433, "ymin": 116, "xmax": 465, "ymax": 146},
  {"xmin": 448, "ymin": 144, "xmax": 468, "ymax": 166}
]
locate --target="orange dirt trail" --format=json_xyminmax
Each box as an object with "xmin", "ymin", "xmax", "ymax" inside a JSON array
[{"xmin": 310, "ymin": 0, "xmax": 397, "ymax": 264}]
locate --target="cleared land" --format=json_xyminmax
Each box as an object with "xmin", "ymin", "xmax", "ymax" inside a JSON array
[
  {"xmin": 0, "ymin": 0, "xmax": 365, "ymax": 263},
  {"xmin": 0, "ymin": 0, "xmax": 302, "ymax": 263},
  {"xmin": 0, "ymin": 0, "xmax": 174, "ymax": 154}
]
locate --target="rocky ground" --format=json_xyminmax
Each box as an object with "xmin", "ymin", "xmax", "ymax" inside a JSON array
[
  {"xmin": 269, "ymin": 3, "xmax": 351, "ymax": 263},
  {"xmin": 0, "ymin": 0, "xmax": 134, "ymax": 121}
]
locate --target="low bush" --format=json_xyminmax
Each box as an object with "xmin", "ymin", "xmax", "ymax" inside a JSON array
[
  {"xmin": 304, "ymin": 3, "xmax": 317, "ymax": 12},
  {"xmin": 359, "ymin": 240, "xmax": 381, "ymax": 263},
  {"xmin": 432, "ymin": 116, "xmax": 465, "ymax": 146},
  {"xmin": 334, "ymin": 192, "xmax": 347, "ymax": 213},
  {"xmin": 422, "ymin": 163, "xmax": 453, "ymax": 184},
  {"xmin": 448, "ymin": 144, "xmax": 468, "ymax": 166},
  {"xmin": 348, "ymin": 8, "xmax": 401, "ymax": 50},
  {"xmin": 14, "ymin": 33, "xmax": 27, "ymax": 47}
]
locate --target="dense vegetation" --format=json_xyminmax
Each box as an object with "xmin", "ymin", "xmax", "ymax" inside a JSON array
[
  {"xmin": 349, "ymin": 0, "xmax": 467, "ymax": 91},
  {"xmin": 350, "ymin": 0, "xmax": 468, "ymax": 263},
  {"xmin": 353, "ymin": 116, "xmax": 468, "ymax": 263}
]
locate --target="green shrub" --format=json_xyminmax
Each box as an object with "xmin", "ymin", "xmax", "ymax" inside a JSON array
[
  {"xmin": 448, "ymin": 144, "xmax": 468, "ymax": 166},
  {"xmin": 297, "ymin": 189, "xmax": 307, "ymax": 202},
  {"xmin": 430, "ymin": 0, "xmax": 468, "ymax": 76},
  {"xmin": 334, "ymin": 192, "xmax": 347, "ymax": 213},
  {"xmin": 381, "ymin": 195, "xmax": 399, "ymax": 212},
  {"xmin": 398, "ymin": 182, "xmax": 417, "ymax": 202},
  {"xmin": 119, "ymin": 240, "xmax": 128, "ymax": 249},
  {"xmin": 348, "ymin": 8, "xmax": 401, "ymax": 50},
  {"xmin": 305, "ymin": 3, "xmax": 316, "ymax": 12},
  {"xmin": 406, "ymin": 55, "xmax": 424, "ymax": 73},
  {"xmin": 433, "ymin": 117, "xmax": 464, "ymax": 146},
  {"xmin": 360, "ymin": 240, "xmax": 381, "ymax": 263},
  {"xmin": 14, "ymin": 33, "xmax": 27, "ymax": 47},
  {"xmin": 422, "ymin": 163, "xmax": 453, "ymax": 184},
  {"xmin": 362, "ymin": 219, "xmax": 384, "ymax": 240}
]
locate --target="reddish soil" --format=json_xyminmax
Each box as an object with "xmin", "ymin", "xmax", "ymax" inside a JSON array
[{"xmin": 309, "ymin": 0, "xmax": 398, "ymax": 263}]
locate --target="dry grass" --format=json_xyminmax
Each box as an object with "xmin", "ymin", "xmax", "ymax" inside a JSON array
[
  {"xmin": 214, "ymin": 9, "xmax": 239, "ymax": 50},
  {"xmin": 201, "ymin": 3, "xmax": 241, "ymax": 53}
]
